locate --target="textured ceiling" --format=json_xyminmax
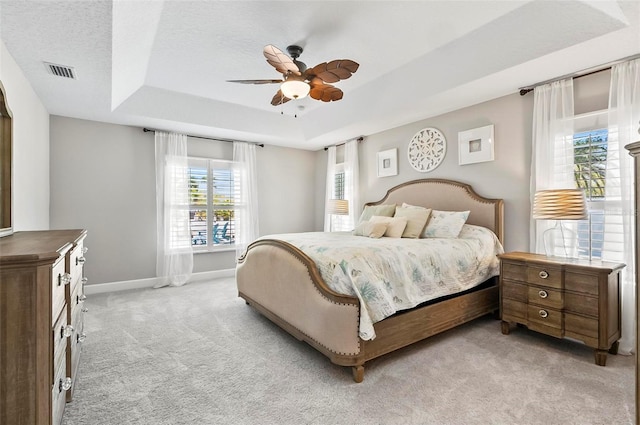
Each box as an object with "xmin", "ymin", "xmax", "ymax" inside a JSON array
[{"xmin": 1, "ymin": 1, "xmax": 639, "ymax": 150}]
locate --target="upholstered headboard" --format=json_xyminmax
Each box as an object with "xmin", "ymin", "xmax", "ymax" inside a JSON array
[{"xmin": 365, "ymin": 179, "xmax": 504, "ymax": 243}]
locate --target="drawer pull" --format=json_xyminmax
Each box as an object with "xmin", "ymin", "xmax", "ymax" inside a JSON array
[
  {"xmin": 81, "ymin": 277, "xmax": 88, "ymax": 284},
  {"xmin": 58, "ymin": 273, "xmax": 72, "ymax": 286},
  {"xmin": 77, "ymin": 332, "xmax": 87, "ymax": 343},
  {"xmin": 83, "ymin": 246, "xmax": 88, "ymax": 254},
  {"xmin": 538, "ymin": 290, "xmax": 548, "ymax": 299},
  {"xmin": 539, "ymin": 270, "xmax": 549, "ymax": 279},
  {"xmin": 61, "ymin": 325, "xmax": 74, "ymax": 339},
  {"xmin": 76, "ymin": 256, "xmax": 86, "ymax": 266},
  {"xmin": 77, "ymin": 294, "xmax": 87, "ymax": 304},
  {"xmin": 539, "ymin": 309, "xmax": 548, "ymax": 318},
  {"xmin": 59, "ymin": 377, "xmax": 72, "ymax": 393},
  {"xmin": 82, "ymin": 307, "xmax": 89, "ymax": 313}
]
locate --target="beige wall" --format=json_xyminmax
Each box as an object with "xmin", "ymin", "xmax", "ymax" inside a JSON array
[
  {"xmin": 315, "ymin": 92, "xmax": 533, "ymax": 252},
  {"xmin": 0, "ymin": 41, "xmax": 50, "ymax": 231},
  {"xmin": 50, "ymin": 116, "xmax": 318, "ymax": 285},
  {"xmin": 315, "ymin": 71, "xmax": 612, "ymax": 253}
]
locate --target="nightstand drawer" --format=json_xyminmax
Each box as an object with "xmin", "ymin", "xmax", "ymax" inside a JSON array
[
  {"xmin": 565, "ymin": 292, "xmax": 598, "ymax": 317},
  {"xmin": 527, "ymin": 305, "xmax": 562, "ymax": 329},
  {"xmin": 565, "ymin": 271, "xmax": 598, "ymax": 296},
  {"xmin": 502, "ymin": 299, "xmax": 527, "ymax": 321},
  {"xmin": 502, "ymin": 263, "xmax": 526, "ymax": 281},
  {"xmin": 527, "ymin": 265, "xmax": 562, "ymax": 289},
  {"xmin": 527, "ymin": 286, "xmax": 563, "ymax": 309},
  {"xmin": 565, "ymin": 312, "xmax": 598, "ymax": 339},
  {"xmin": 502, "ymin": 280, "xmax": 527, "ymax": 302}
]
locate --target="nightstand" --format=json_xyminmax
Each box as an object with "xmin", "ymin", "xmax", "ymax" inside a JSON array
[{"xmin": 499, "ymin": 252, "xmax": 625, "ymax": 366}]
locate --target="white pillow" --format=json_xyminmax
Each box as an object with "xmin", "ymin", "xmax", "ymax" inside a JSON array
[
  {"xmin": 369, "ymin": 215, "xmax": 408, "ymax": 238},
  {"xmin": 394, "ymin": 206, "xmax": 431, "ymax": 238},
  {"xmin": 422, "ymin": 210, "xmax": 470, "ymax": 238},
  {"xmin": 352, "ymin": 221, "xmax": 388, "ymax": 238},
  {"xmin": 357, "ymin": 204, "xmax": 396, "ymax": 224}
]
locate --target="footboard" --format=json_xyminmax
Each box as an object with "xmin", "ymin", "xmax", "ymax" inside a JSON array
[{"xmin": 236, "ymin": 239, "xmax": 363, "ymax": 366}]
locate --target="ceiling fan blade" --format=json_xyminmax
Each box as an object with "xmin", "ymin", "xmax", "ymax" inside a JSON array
[
  {"xmin": 271, "ymin": 90, "xmax": 291, "ymax": 106},
  {"xmin": 309, "ymin": 82, "xmax": 344, "ymax": 102},
  {"xmin": 307, "ymin": 59, "xmax": 359, "ymax": 83},
  {"xmin": 263, "ymin": 45, "xmax": 300, "ymax": 76},
  {"xmin": 227, "ymin": 79, "xmax": 284, "ymax": 85}
]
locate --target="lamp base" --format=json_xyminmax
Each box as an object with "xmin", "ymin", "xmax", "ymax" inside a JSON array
[{"xmin": 542, "ymin": 221, "xmax": 577, "ymax": 258}]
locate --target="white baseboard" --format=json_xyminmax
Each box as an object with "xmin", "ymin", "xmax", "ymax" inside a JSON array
[{"xmin": 84, "ymin": 269, "xmax": 236, "ymax": 295}]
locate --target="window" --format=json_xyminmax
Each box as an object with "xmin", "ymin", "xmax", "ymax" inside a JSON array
[
  {"xmin": 188, "ymin": 158, "xmax": 235, "ymax": 250},
  {"xmin": 574, "ymin": 128, "xmax": 607, "ymax": 259},
  {"xmin": 331, "ymin": 167, "xmax": 350, "ymax": 231}
]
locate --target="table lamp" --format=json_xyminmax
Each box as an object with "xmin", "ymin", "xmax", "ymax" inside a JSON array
[{"xmin": 533, "ymin": 189, "xmax": 588, "ymax": 257}]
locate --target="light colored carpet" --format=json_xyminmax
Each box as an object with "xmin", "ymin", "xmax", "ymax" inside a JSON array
[{"xmin": 62, "ymin": 278, "xmax": 635, "ymax": 425}]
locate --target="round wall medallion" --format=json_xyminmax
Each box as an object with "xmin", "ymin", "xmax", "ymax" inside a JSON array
[{"xmin": 407, "ymin": 127, "xmax": 447, "ymax": 172}]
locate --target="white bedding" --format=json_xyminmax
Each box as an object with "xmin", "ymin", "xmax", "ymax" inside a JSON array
[{"xmin": 261, "ymin": 224, "xmax": 504, "ymax": 340}]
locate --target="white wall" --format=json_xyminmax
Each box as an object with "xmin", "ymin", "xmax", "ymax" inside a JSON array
[
  {"xmin": 50, "ymin": 116, "xmax": 318, "ymax": 285},
  {"xmin": 0, "ymin": 40, "xmax": 50, "ymax": 230}
]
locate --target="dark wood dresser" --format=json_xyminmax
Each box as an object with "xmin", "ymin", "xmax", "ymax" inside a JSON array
[
  {"xmin": 0, "ymin": 229, "xmax": 87, "ymax": 425},
  {"xmin": 499, "ymin": 251, "xmax": 624, "ymax": 366}
]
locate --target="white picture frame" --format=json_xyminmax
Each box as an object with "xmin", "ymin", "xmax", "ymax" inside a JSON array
[
  {"xmin": 377, "ymin": 148, "xmax": 398, "ymax": 177},
  {"xmin": 458, "ymin": 124, "xmax": 495, "ymax": 165}
]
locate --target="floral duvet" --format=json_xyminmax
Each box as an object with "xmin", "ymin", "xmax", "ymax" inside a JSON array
[{"xmin": 263, "ymin": 225, "xmax": 504, "ymax": 340}]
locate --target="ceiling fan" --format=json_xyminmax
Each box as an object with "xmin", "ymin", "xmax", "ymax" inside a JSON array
[{"xmin": 228, "ymin": 44, "xmax": 359, "ymax": 106}]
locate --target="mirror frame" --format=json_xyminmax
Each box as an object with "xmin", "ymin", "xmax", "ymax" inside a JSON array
[{"xmin": 0, "ymin": 80, "xmax": 13, "ymax": 237}]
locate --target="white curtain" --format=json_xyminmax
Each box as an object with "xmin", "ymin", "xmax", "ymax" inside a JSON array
[
  {"xmin": 324, "ymin": 146, "xmax": 337, "ymax": 232},
  {"xmin": 154, "ymin": 131, "xmax": 193, "ymax": 287},
  {"xmin": 605, "ymin": 58, "xmax": 639, "ymax": 355},
  {"xmin": 343, "ymin": 140, "xmax": 360, "ymax": 230},
  {"xmin": 530, "ymin": 79, "xmax": 576, "ymax": 254},
  {"xmin": 324, "ymin": 140, "xmax": 360, "ymax": 232},
  {"xmin": 233, "ymin": 141, "xmax": 259, "ymax": 260}
]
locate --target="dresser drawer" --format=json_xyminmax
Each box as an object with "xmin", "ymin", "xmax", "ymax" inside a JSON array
[
  {"xmin": 68, "ymin": 240, "xmax": 85, "ymax": 292},
  {"xmin": 502, "ymin": 280, "xmax": 527, "ymax": 302},
  {"xmin": 502, "ymin": 262, "xmax": 527, "ymax": 281},
  {"xmin": 527, "ymin": 265, "xmax": 562, "ymax": 289},
  {"xmin": 565, "ymin": 271, "xmax": 598, "ymax": 296},
  {"xmin": 52, "ymin": 306, "xmax": 68, "ymax": 373},
  {"xmin": 51, "ymin": 258, "xmax": 67, "ymax": 323},
  {"xmin": 527, "ymin": 286, "xmax": 563, "ymax": 309},
  {"xmin": 527, "ymin": 304, "xmax": 562, "ymax": 330},
  {"xmin": 51, "ymin": 354, "xmax": 68, "ymax": 425}
]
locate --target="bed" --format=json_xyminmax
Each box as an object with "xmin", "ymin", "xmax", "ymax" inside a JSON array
[{"xmin": 236, "ymin": 178, "xmax": 504, "ymax": 382}]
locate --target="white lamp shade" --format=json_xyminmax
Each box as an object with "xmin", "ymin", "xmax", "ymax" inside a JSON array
[
  {"xmin": 533, "ymin": 189, "xmax": 588, "ymax": 220},
  {"xmin": 327, "ymin": 199, "xmax": 349, "ymax": 215},
  {"xmin": 280, "ymin": 80, "xmax": 310, "ymax": 100}
]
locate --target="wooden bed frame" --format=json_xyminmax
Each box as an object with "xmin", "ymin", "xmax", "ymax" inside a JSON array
[{"xmin": 236, "ymin": 178, "xmax": 504, "ymax": 382}]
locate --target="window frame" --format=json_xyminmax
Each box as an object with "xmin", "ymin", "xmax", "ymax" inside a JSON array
[{"xmin": 188, "ymin": 157, "xmax": 236, "ymax": 253}]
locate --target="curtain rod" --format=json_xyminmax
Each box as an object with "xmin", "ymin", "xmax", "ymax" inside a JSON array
[
  {"xmin": 519, "ymin": 53, "xmax": 640, "ymax": 96},
  {"xmin": 143, "ymin": 128, "xmax": 264, "ymax": 147},
  {"xmin": 323, "ymin": 136, "xmax": 364, "ymax": 151}
]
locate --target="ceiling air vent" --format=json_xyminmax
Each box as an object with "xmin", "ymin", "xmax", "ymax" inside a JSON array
[{"xmin": 44, "ymin": 62, "xmax": 76, "ymax": 79}]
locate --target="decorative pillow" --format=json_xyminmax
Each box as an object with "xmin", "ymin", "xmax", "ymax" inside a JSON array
[
  {"xmin": 357, "ymin": 204, "xmax": 396, "ymax": 224},
  {"xmin": 369, "ymin": 215, "xmax": 408, "ymax": 238},
  {"xmin": 394, "ymin": 206, "xmax": 431, "ymax": 238},
  {"xmin": 352, "ymin": 221, "xmax": 388, "ymax": 238},
  {"xmin": 422, "ymin": 210, "xmax": 470, "ymax": 238}
]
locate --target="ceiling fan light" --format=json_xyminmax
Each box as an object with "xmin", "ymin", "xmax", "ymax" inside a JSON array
[{"xmin": 280, "ymin": 80, "xmax": 310, "ymax": 100}]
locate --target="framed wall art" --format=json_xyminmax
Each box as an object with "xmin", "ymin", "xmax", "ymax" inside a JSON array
[
  {"xmin": 407, "ymin": 127, "xmax": 447, "ymax": 173},
  {"xmin": 458, "ymin": 124, "xmax": 494, "ymax": 165},
  {"xmin": 377, "ymin": 148, "xmax": 398, "ymax": 177}
]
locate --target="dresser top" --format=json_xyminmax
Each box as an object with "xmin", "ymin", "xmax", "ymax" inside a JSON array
[
  {"xmin": 498, "ymin": 251, "xmax": 626, "ymax": 273},
  {"xmin": 0, "ymin": 229, "xmax": 86, "ymax": 265}
]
